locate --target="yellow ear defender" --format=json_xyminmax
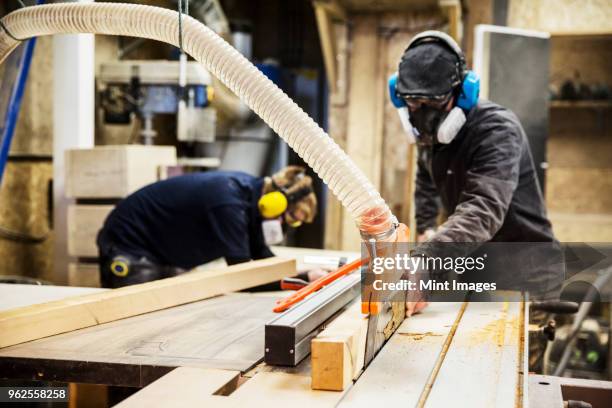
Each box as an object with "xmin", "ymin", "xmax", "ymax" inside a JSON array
[
  {"xmin": 288, "ymin": 220, "xmax": 303, "ymax": 228},
  {"xmin": 258, "ymin": 175, "xmax": 314, "ymax": 221},
  {"xmin": 258, "ymin": 191, "xmax": 288, "ymax": 219}
]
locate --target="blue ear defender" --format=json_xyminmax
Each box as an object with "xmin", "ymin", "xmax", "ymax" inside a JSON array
[
  {"xmin": 388, "ymin": 73, "xmax": 417, "ymax": 144},
  {"xmin": 388, "ymin": 73, "xmax": 406, "ymax": 108},
  {"xmin": 456, "ymin": 70, "xmax": 480, "ymax": 111}
]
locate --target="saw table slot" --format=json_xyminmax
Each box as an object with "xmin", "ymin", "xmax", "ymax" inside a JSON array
[{"xmin": 337, "ymin": 302, "xmax": 467, "ymax": 406}]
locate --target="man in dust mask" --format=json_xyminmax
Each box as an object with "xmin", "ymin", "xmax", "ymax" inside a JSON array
[{"xmin": 393, "ymin": 31, "xmax": 563, "ymax": 373}]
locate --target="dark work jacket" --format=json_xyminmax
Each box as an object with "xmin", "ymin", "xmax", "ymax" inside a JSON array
[
  {"xmin": 97, "ymin": 171, "xmax": 273, "ymax": 270},
  {"xmin": 415, "ymin": 100, "xmax": 555, "ymax": 244},
  {"xmin": 414, "ymin": 100, "xmax": 563, "ymax": 296}
]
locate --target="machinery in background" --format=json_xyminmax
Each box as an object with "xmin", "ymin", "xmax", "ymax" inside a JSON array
[{"xmin": 98, "ymin": 60, "xmax": 215, "ymax": 145}]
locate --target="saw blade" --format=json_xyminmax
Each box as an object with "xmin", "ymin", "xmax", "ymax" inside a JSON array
[{"xmin": 363, "ymin": 290, "xmax": 406, "ymax": 367}]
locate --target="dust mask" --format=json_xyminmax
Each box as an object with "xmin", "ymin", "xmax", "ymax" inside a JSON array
[{"xmin": 262, "ymin": 218, "xmax": 284, "ymax": 245}]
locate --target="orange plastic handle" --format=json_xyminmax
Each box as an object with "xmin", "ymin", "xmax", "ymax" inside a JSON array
[{"xmin": 273, "ymin": 258, "xmax": 364, "ymax": 313}]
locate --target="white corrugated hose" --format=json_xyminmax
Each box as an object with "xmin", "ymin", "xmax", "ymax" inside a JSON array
[{"xmin": 0, "ymin": 3, "xmax": 396, "ymax": 237}]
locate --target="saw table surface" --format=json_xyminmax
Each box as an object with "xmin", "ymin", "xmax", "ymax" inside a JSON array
[
  {"xmin": 0, "ymin": 285, "xmax": 527, "ymax": 407},
  {"xmin": 115, "ymin": 299, "xmax": 527, "ymax": 407},
  {"xmin": 0, "ymin": 284, "xmax": 281, "ymax": 386}
]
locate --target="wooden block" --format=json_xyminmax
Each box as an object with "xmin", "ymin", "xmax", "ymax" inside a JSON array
[
  {"xmin": 0, "ymin": 257, "xmax": 295, "ymax": 348},
  {"xmin": 65, "ymin": 145, "xmax": 177, "ymax": 198},
  {"xmin": 67, "ymin": 205, "xmax": 113, "ymax": 257},
  {"xmin": 115, "ymin": 367, "xmax": 240, "ymax": 408},
  {"xmin": 67, "ymin": 263, "xmax": 101, "ymax": 288},
  {"xmin": 311, "ymin": 301, "xmax": 368, "ymax": 391}
]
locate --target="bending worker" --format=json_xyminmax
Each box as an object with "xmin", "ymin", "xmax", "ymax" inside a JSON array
[
  {"xmin": 392, "ymin": 31, "xmax": 561, "ymax": 370},
  {"xmin": 97, "ymin": 166, "xmax": 320, "ymax": 288}
]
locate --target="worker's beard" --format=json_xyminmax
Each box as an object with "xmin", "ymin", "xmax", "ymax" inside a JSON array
[{"xmin": 409, "ymin": 106, "xmax": 448, "ymax": 145}]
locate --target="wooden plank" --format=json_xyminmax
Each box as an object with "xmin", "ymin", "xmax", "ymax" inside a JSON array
[
  {"xmin": 0, "ymin": 257, "xmax": 295, "ymax": 348},
  {"xmin": 314, "ymin": 3, "xmax": 338, "ymax": 93},
  {"xmin": 115, "ymin": 367, "xmax": 240, "ymax": 408},
  {"xmin": 65, "ymin": 145, "xmax": 176, "ymax": 198},
  {"xmin": 0, "ymin": 293, "xmax": 279, "ymax": 385},
  {"xmin": 311, "ymin": 301, "xmax": 368, "ymax": 391},
  {"xmin": 423, "ymin": 300, "xmax": 524, "ymax": 408},
  {"xmin": 232, "ymin": 372, "xmax": 345, "ymax": 407},
  {"xmin": 0, "ymin": 284, "xmax": 103, "ymax": 312},
  {"xmin": 67, "ymin": 204, "xmax": 113, "ymax": 257},
  {"xmin": 338, "ymin": 302, "xmax": 466, "ymax": 406},
  {"xmin": 441, "ymin": 1, "xmax": 462, "ymax": 42},
  {"xmin": 316, "ymin": 0, "xmax": 347, "ymax": 20},
  {"xmin": 341, "ymin": 14, "xmax": 383, "ymax": 250}
]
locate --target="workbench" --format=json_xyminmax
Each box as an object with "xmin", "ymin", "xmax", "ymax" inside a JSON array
[{"xmin": 0, "ymin": 281, "xmax": 528, "ymax": 407}]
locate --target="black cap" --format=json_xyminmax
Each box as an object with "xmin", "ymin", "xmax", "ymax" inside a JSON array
[{"xmin": 397, "ymin": 42, "xmax": 462, "ymax": 98}]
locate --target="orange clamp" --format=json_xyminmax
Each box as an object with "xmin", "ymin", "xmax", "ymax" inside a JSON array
[{"xmin": 273, "ymin": 258, "xmax": 364, "ymax": 313}]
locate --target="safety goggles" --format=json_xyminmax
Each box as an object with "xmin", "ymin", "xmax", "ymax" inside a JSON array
[{"xmin": 402, "ymin": 92, "xmax": 453, "ymax": 111}]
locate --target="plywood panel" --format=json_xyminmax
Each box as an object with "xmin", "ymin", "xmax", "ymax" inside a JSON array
[
  {"xmin": 0, "ymin": 161, "xmax": 54, "ymax": 282},
  {"xmin": 10, "ymin": 36, "xmax": 53, "ymax": 156},
  {"xmin": 0, "ymin": 257, "xmax": 295, "ymax": 348}
]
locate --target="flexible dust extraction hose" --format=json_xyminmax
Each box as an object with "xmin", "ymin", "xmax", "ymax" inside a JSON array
[{"xmin": 0, "ymin": 2, "xmax": 396, "ymax": 239}]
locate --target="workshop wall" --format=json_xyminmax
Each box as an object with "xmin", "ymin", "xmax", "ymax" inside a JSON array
[
  {"xmin": 0, "ymin": 33, "xmax": 54, "ymax": 281},
  {"xmin": 508, "ymin": 0, "xmax": 612, "ymax": 33},
  {"xmin": 507, "ymin": 0, "xmax": 612, "ymax": 241},
  {"xmin": 10, "ymin": 36, "xmax": 53, "ymax": 156},
  {"xmin": 0, "ymin": 161, "xmax": 54, "ymax": 282},
  {"xmin": 463, "ymin": 0, "xmax": 493, "ymax": 67},
  {"xmin": 324, "ymin": 9, "xmax": 444, "ymax": 250}
]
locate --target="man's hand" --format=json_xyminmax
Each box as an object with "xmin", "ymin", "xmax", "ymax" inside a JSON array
[
  {"xmin": 306, "ymin": 267, "xmax": 331, "ymax": 282},
  {"xmin": 406, "ymin": 300, "xmax": 429, "ymax": 317},
  {"xmin": 416, "ymin": 228, "xmax": 436, "ymax": 243}
]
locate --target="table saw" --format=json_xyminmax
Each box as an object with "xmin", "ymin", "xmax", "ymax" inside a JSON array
[{"xmin": 0, "ymin": 247, "xmax": 531, "ymax": 407}]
